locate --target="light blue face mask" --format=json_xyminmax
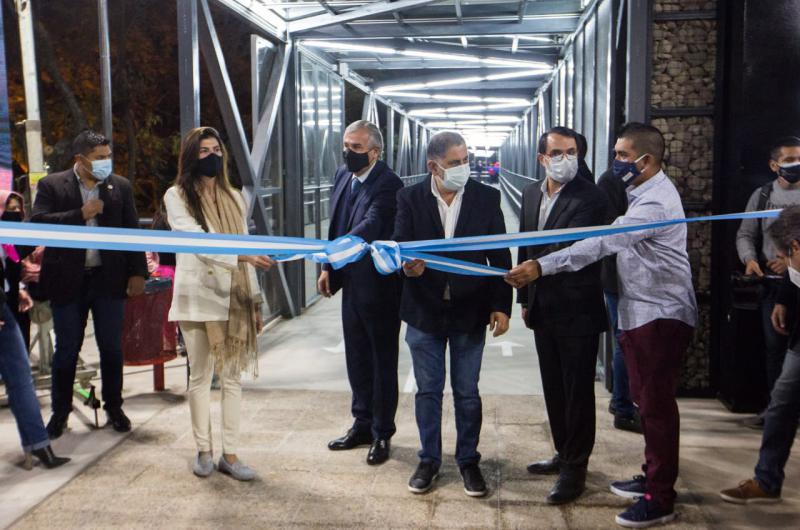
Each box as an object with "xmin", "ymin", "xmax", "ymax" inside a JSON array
[{"xmin": 88, "ymin": 158, "xmax": 113, "ymax": 181}]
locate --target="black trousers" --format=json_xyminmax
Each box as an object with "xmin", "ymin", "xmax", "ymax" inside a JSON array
[
  {"xmin": 341, "ymin": 286, "xmax": 401, "ymax": 440},
  {"xmin": 533, "ymin": 326, "xmax": 599, "ymax": 469}
]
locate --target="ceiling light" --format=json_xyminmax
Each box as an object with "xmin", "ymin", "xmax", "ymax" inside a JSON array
[{"xmin": 377, "ymin": 69, "xmax": 550, "ymax": 94}]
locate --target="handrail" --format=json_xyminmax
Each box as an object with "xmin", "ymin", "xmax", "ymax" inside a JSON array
[
  {"xmin": 500, "ymin": 168, "xmax": 539, "ymax": 182},
  {"xmin": 400, "ymin": 172, "xmax": 427, "ymax": 181}
]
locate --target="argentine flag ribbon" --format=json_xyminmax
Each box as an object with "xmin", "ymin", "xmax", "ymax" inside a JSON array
[{"xmin": 0, "ymin": 209, "xmax": 781, "ymax": 278}]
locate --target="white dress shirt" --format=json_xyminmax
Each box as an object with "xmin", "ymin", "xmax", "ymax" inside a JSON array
[
  {"xmin": 430, "ymin": 177, "xmax": 465, "ymax": 300},
  {"xmin": 538, "ymin": 178, "xmax": 565, "ymax": 230}
]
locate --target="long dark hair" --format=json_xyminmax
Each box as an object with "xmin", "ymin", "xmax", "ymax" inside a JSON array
[{"xmin": 175, "ymin": 126, "xmax": 239, "ymax": 232}]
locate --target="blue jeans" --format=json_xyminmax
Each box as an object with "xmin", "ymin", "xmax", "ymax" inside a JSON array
[
  {"xmin": 51, "ymin": 272, "xmax": 126, "ymax": 416},
  {"xmin": 760, "ymin": 282, "xmax": 789, "ymax": 397},
  {"xmin": 406, "ymin": 325, "xmax": 485, "ymax": 468},
  {"xmin": 0, "ymin": 303, "xmax": 49, "ymax": 451},
  {"xmin": 605, "ymin": 292, "xmax": 636, "ymax": 418},
  {"xmin": 754, "ymin": 349, "xmax": 800, "ymax": 495}
]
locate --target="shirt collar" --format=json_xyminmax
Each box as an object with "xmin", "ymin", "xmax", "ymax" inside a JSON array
[
  {"xmin": 541, "ymin": 176, "xmax": 566, "ymax": 198},
  {"xmin": 352, "ymin": 160, "xmax": 377, "ymax": 183},
  {"xmin": 628, "ymin": 170, "xmax": 666, "ymax": 200},
  {"xmin": 430, "ymin": 174, "xmax": 465, "ymax": 203}
]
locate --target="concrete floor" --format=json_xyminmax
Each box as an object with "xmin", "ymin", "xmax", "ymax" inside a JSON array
[{"xmin": 1, "ymin": 189, "xmax": 799, "ymax": 528}]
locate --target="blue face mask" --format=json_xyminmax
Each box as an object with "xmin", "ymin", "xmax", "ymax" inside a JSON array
[
  {"xmin": 612, "ymin": 154, "xmax": 648, "ymax": 185},
  {"xmin": 87, "ymin": 158, "xmax": 113, "ymax": 181}
]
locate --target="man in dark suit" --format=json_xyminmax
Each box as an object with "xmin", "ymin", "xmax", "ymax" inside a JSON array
[
  {"xmin": 318, "ymin": 120, "xmax": 403, "ymax": 465},
  {"xmin": 393, "ymin": 131, "xmax": 512, "ymax": 498},
  {"xmin": 506, "ymin": 127, "xmax": 608, "ymax": 504},
  {"xmin": 31, "ymin": 130, "xmax": 147, "ymax": 438}
]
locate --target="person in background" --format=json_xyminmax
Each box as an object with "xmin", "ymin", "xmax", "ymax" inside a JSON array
[
  {"xmin": 720, "ymin": 205, "xmax": 800, "ymax": 504},
  {"xmin": 31, "ymin": 129, "xmax": 148, "ymax": 439},
  {"xmin": 575, "ymin": 133, "xmax": 594, "ymax": 182},
  {"xmin": 0, "ymin": 191, "xmax": 34, "ymax": 348},
  {"xmin": 165, "ymin": 126, "xmax": 274, "ymax": 481},
  {"xmin": 318, "ymin": 120, "xmax": 403, "ymax": 466},
  {"xmin": 393, "ymin": 131, "xmax": 512, "ymax": 498},
  {"xmin": 506, "ymin": 123, "xmax": 696, "ymax": 528},
  {"xmin": 596, "ymin": 166, "xmax": 643, "ymax": 434},
  {"xmin": 735, "ymin": 135, "xmax": 800, "ymax": 429}
]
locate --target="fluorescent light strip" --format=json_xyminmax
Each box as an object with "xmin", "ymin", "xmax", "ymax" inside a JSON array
[
  {"xmin": 377, "ymin": 69, "xmax": 550, "ymax": 94},
  {"xmin": 303, "ymin": 40, "xmax": 551, "ymax": 69}
]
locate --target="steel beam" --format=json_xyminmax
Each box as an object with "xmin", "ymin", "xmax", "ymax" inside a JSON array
[
  {"xmin": 455, "ymin": 0, "xmax": 463, "ymax": 24},
  {"xmin": 293, "ymin": 13, "xmax": 580, "ymax": 39},
  {"xmin": 518, "ymin": 0, "xmax": 529, "ymax": 23},
  {"xmin": 316, "ymin": 0, "xmax": 337, "ymax": 15},
  {"xmin": 319, "ymin": 39, "xmax": 555, "ymax": 66},
  {"xmin": 288, "ymin": 0, "xmax": 439, "ymax": 34},
  {"xmin": 251, "ymin": 41, "xmax": 293, "ymax": 182},
  {"xmin": 98, "ymin": 0, "xmax": 112, "ymax": 142},
  {"xmin": 178, "ymin": 0, "xmax": 200, "ymax": 136},
  {"xmin": 14, "ymin": 0, "xmax": 45, "ymax": 188},
  {"xmin": 624, "ymin": 0, "xmax": 651, "ymax": 123},
  {"xmin": 386, "ymin": 106, "xmax": 395, "ymax": 167},
  {"xmin": 374, "ymin": 67, "xmax": 549, "ymax": 90}
]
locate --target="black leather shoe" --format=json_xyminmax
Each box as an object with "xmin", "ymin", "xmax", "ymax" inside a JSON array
[
  {"xmin": 527, "ymin": 454, "xmax": 561, "ymax": 475},
  {"xmin": 547, "ymin": 468, "xmax": 587, "ymax": 505},
  {"xmin": 46, "ymin": 413, "xmax": 69, "ymax": 440},
  {"xmin": 32, "ymin": 445, "xmax": 71, "ymax": 469},
  {"xmin": 460, "ymin": 463, "xmax": 488, "ymax": 497},
  {"xmin": 614, "ymin": 413, "xmax": 644, "ymax": 434},
  {"xmin": 328, "ymin": 428, "xmax": 372, "ymax": 451},
  {"xmin": 408, "ymin": 461, "xmax": 439, "ymax": 494},
  {"xmin": 106, "ymin": 408, "xmax": 132, "ymax": 433},
  {"xmin": 366, "ymin": 438, "xmax": 391, "ymax": 465}
]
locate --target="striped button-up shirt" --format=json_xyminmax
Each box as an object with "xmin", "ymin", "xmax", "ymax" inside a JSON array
[{"xmin": 538, "ymin": 170, "xmax": 697, "ymax": 331}]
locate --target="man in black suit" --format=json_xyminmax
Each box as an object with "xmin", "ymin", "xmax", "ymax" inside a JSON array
[
  {"xmin": 318, "ymin": 120, "xmax": 403, "ymax": 465},
  {"xmin": 31, "ymin": 130, "xmax": 147, "ymax": 438},
  {"xmin": 506, "ymin": 127, "xmax": 608, "ymax": 504},
  {"xmin": 393, "ymin": 131, "xmax": 512, "ymax": 497}
]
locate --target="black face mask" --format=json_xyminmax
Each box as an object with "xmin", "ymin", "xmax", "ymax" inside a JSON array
[
  {"xmin": 778, "ymin": 163, "xmax": 800, "ymax": 184},
  {"xmin": 195, "ymin": 154, "xmax": 223, "ymax": 178},
  {"xmin": 343, "ymin": 149, "xmax": 371, "ymax": 174},
  {"xmin": 1, "ymin": 210, "xmax": 22, "ymax": 222}
]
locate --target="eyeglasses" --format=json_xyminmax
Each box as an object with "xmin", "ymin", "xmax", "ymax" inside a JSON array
[{"xmin": 547, "ymin": 153, "xmax": 578, "ymax": 163}]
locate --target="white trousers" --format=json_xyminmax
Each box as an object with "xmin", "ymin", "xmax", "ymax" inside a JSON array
[{"xmin": 181, "ymin": 321, "xmax": 241, "ymax": 454}]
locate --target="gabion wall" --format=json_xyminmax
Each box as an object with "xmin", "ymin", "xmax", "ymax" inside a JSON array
[{"xmin": 651, "ymin": 1, "xmax": 717, "ymax": 391}]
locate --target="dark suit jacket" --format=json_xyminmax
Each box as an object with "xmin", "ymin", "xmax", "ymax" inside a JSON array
[
  {"xmin": 393, "ymin": 176, "xmax": 512, "ymax": 334},
  {"xmin": 518, "ymin": 176, "xmax": 608, "ymax": 337},
  {"xmin": 325, "ymin": 160, "xmax": 403, "ymax": 304},
  {"xmin": 31, "ymin": 169, "xmax": 148, "ymax": 304},
  {"xmin": 596, "ymin": 168, "xmax": 628, "ymax": 294}
]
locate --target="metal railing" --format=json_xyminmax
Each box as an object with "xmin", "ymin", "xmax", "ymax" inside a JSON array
[
  {"xmin": 400, "ymin": 173, "xmax": 428, "ymax": 186},
  {"xmin": 499, "ymin": 168, "xmax": 539, "ymax": 215}
]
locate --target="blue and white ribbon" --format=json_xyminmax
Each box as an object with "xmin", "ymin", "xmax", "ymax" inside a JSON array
[{"xmin": 0, "ymin": 209, "xmax": 781, "ymax": 277}]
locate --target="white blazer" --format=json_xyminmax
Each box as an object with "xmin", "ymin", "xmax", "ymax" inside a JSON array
[{"xmin": 164, "ymin": 185, "xmax": 260, "ymax": 322}]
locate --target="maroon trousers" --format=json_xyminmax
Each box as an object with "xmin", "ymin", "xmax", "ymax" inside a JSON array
[{"xmin": 619, "ymin": 318, "xmax": 694, "ymax": 509}]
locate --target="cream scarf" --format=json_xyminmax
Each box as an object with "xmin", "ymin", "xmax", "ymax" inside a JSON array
[{"xmin": 200, "ymin": 186, "xmax": 259, "ymax": 377}]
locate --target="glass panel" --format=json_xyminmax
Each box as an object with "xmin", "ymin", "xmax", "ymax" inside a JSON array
[
  {"xmin": 303, "ymin": 188, "xmax": 318, "ymax": 304},
  {"xmin": 301, "ymin": 56, "xmax": 317, "ymax": 188},
  {"xmin": 584, "ymin": 16, "xmax": 597, "ymax": 169},
  {"xmin": 594, "ymin": 1, "xmax": 612, "ymax": 176},
  {"xmin": 574, "ymin": 31, "xmax": 585, "ymax": 133}
]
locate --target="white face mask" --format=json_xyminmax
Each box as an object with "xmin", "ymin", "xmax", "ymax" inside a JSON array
[
  {"xmin": 437, "ymin": 162, "xmax": 471, "ymax": 191},
  {"xmin": 546, "ymin": 154, "xmax": 578, "ymax": 184}
]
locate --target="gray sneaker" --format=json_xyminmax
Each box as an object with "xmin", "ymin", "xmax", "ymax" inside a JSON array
[
  {"xmin": 217, "ymin": 457, "xmax": 256, "ymax": 481},
  {"xmin": 193, "ymin": 452, "xmax": 214, "ymax": 477}
]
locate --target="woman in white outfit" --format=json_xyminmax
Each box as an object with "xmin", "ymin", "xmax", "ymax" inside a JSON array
[{"xmin": 164, "ymin": 126, "xmax": 275, "ymax": 480}]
